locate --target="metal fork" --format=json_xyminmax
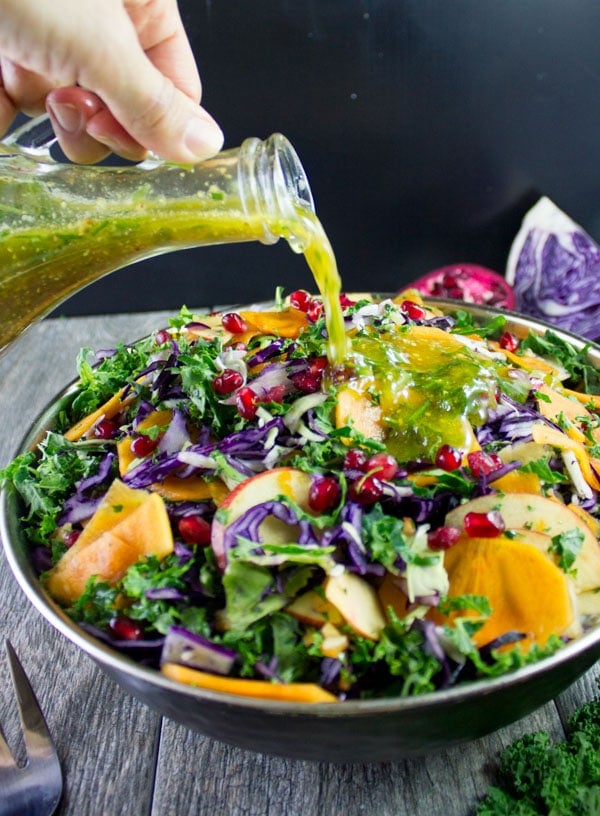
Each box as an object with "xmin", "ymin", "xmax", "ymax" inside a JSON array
[{"xmin": 0, "ymin": 640, "xmax": 62, "ymax": 816}]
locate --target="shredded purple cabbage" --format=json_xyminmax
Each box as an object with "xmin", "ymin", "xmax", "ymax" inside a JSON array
[
  {"xmin": 59, "ymin": 452, "xmax": 116, "ymax": 524},
  {"xmin": 221, "ymin": 500, "xmax": 320, "ymax": 560},
  {"xmin": 161, "ymin": 626, "xmax": 236, "ymax": 674}
]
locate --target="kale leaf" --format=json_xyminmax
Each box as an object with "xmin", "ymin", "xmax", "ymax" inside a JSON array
[
  {"xmin": 476, "ymin": 682, "xmax": 600, "ymax": 815},
  {"xmin": 520, "ymin": 331, "xmax": 600, "ymax": 394}
]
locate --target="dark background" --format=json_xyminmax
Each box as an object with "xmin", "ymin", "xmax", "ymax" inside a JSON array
[{"xmin": 53, "ymin": 0, "xmax": 600, "ymax": 315}]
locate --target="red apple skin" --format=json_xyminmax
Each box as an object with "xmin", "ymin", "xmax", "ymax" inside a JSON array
[{"xmin": 211, "ymin": 467, "xmax": 312, "ymax": 570}]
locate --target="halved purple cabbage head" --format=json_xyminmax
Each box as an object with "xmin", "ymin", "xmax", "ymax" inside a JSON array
[{"xmin": 506, "ymin": 196, "xmax": 600, "ymax": 340}]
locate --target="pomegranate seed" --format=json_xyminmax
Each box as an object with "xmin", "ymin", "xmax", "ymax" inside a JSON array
[
  {"xmin": 262, "ymin": 384, "xmax": 286, "ymax": 403},
  {"xmin": 343, "ymin": 449, "xmax": 368, "ymax": 472},
  {"xmin": 366, "ymin": 452, "xmax": 399, "ymax": 480},
  {"xmin": 339, "ymin": 293, "xmax": 356, "ymax": 308},
  {"xmin": 435, "ymin": 444, "xmax": 463, "ymax": 471},
  {"xmin": 463, "ymin": 510, "xmax": 505, "ymax": 538},
  {"xmin": 499, "ymin": 331, "xmax": 519, "ymax": 352},
  {"xmin": 349, "ymin": 474, "xmax": 384, "ymax": 504},
  {"xmin": 400, "ymin": 300, "xmax": 426, "ymax": 320},
  {"xmin": 222, "ymin": 312, "xmax": 248, "ymax": 334},
  {"xmin": 291, "ymin": 370, "xmax": 322, "ymax": 394},
  {"xmin": 131, "ymin": 434, "xmax": 159, "ymax": 457},
  {"xmin": 64, "ymin": 529, "xmax": 81, "ymax": 548},
  {"xmin": 178, "ymin": 514, "xmax": 211, "ymax": 545},
  {"xmin": 446, "ymin": 286, "xmax": 464, "ymax": 299},
  {"xmin": 306, "ymin": 300, "xmax": 324, "ymax": 323},
  {"xmin": 94, "ymin": 418, "xmax": 120, "ymax": 439},
  {"xmin": 427, "ymin": 526, "xmax": 461, "ymax": 550},
  {"xmin": 289, "ymin": 289, "xmax": 311, "ymax": 312},
  {"xmin": 467, "ymin": 450, "xmax": 503, "ymax": 478},
  {"xmin": 309, "ymin": 476, "xmax": 341, "ymax": 512},
  {"xmin": 236, "ymin": 386, "xmax": 258, "ymax": 420},
  {"xmin": 213, "ymin": 369, "xmax": 244, "ymax": 395},
  {"xmin": 432, "ymin": 274, "xmax": 465, "ymax": 299},
  {"xmin": 444, "ymin": 272, "xmax": 461, "ymax": 286},
  {"xmin": 155, "ymin": 329, "xmax": 171, "ymax": 345},
  {"xmin": 308, "ymin": 356, "xmax": 328, "ymax": 374},
  {"xmin": 109, "ymin": 616, "xmax": 144, "ymax": 641}
]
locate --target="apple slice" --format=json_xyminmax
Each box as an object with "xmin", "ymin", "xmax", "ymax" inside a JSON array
[
  {"xmin": 497, "ymin": 440, "xmax": 550, "ymax": 466},
  {"xmin": 211, "ymin": 467, "xmax": 312, "ymax": 570},
  {"xmin": 325, "ymin": 571, "xmax": 386, "ymax": 641},
  {"xmin": 320, "ymin": 622, "xmax": 349, "ymax": 658},
  {"xmin": 445, "ymin": 493, "xmax": 600, "ymax": 593},
  {"xmin": 335, "ymin": 387, "xmax": 383, "ymax": 441},
  {"xmin": 576, "ymin": 590, "xmax": 600, "ymax": 619},
  {"xmin": 286, "ymin": 588, "xmax": 343, "ymax": 627}
]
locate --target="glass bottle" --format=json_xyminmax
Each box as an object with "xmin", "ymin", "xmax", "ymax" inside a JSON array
[{"xmin": 0, "ymin": 116, "xmax": 320, "ymax": 354}]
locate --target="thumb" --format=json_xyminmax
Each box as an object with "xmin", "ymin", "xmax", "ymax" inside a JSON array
[
  {"xmin": 72, "ymin": 7, "xmax": 223, "ymax": 163},
  {"xmin": 85, "ymin": 66, "xmax": 224, "ymax": 163}
]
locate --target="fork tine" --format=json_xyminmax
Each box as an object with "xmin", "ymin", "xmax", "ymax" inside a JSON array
[
  {"xmin": 4, "ymin": 640, "xmax": 59, "ymax": 770},
  {"xmin": 1, "ymin": 641, "xmax": 62, "ymax": 816},
  {"xmin": 0, "ymin": 721, "xmax": 14, "ymax": 769}
]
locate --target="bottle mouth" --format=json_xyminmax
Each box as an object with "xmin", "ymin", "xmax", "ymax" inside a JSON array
[
  {"xmin": 238, "ymin": 134, "xmax": 315, "ymax": 249},
  {"xmin": 269, "ymin": 133, "xmax": 314, "ymax": 216}
]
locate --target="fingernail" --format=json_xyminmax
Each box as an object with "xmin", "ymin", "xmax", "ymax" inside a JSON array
[
  {"xmin": 46, "ymin": 101, "xmax": 84, "ymax": 135},
  {"xmin": 183, "ymin": 114, "xmax": 224, "ymax": 160}
]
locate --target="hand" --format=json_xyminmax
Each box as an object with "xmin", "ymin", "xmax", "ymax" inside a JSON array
[{"xmin": 0, "ymin": 0, "xmax": 224, "ymax": 163}]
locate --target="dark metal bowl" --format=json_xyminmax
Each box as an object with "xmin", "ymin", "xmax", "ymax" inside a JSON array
[{"xmin": 2, "ymin": 300, "xmax": 600, "ymax": 762}]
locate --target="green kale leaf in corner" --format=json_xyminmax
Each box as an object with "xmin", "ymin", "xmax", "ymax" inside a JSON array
[{"xmin": 476, "ymin": 681, "xmax": 600, "ymax": 815}]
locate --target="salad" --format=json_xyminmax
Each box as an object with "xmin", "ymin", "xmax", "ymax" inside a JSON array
[{"xmin": 4, "ymin": 290, "xmax": 600, "ymax": 703}]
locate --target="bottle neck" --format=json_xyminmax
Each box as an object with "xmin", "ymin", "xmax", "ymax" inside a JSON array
[
  {"xmin": 237, "ymin": 134, "xmax": 315, "ymax": 251},
  {"xmin": 0, "ymin": 128, "xmax": 320, "ymax": 353}
]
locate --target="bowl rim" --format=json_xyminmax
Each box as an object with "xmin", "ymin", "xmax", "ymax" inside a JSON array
[{"xmin": 2, "ymin": 296, "xmax": 600, "ymax": 716}]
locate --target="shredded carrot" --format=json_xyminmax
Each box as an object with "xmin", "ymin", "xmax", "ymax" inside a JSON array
[
  {"xmin": 564, "ymin": 388, "xmax": 600, "ymax": 410},
  {"xmin": 489, "ymin": 344, "xmax": 563, "ymax": 376},
  {"xmin": 65, "ymin": 387, "xmax": 134, "ymax": 442},
  {"xmin": 151, "ymin": 475, "xmax": 229, "ymax": 504},
  {"xmin": 531, "ymin": 422, "xmax": 600, "ymax": 490},
  {"xmin": 239, "ymin": 309, "xmax": 308, "ymax": 339},
  {"xmin": 117, "ymin": 408, "xmax": 173, "ymax": 475},
  {"xmin": 161, "ymin": 663, "xmax": 338, "ymax": 703}
]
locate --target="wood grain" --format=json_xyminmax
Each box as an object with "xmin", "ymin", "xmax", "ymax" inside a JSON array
[{"xmin": 0, "ymin": 313, "xmax": 598, "ymax": 816}]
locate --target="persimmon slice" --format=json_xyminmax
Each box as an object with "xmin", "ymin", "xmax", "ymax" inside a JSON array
[
  {"xmin": 46, "ymin": 489, "xmax": 173, "ymax": 605},
  {"xmin": 431, "ymin": 534, "xmax": 574, "ymax": 650}
]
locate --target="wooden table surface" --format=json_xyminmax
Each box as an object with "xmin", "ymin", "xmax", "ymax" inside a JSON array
[{"xmin": 0, "ymin": 312, "xmax": 598, "ymax": 816}]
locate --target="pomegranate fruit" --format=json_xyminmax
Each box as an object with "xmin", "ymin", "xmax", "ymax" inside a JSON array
[{"xmin": 406, "ymin": 264, "xmax": 516, "ymax": 309}]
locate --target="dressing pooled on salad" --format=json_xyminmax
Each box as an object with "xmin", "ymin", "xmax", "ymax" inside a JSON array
[{"xmin": 4, "ymin": 291, "xmax": 600, "ymax": 702}]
